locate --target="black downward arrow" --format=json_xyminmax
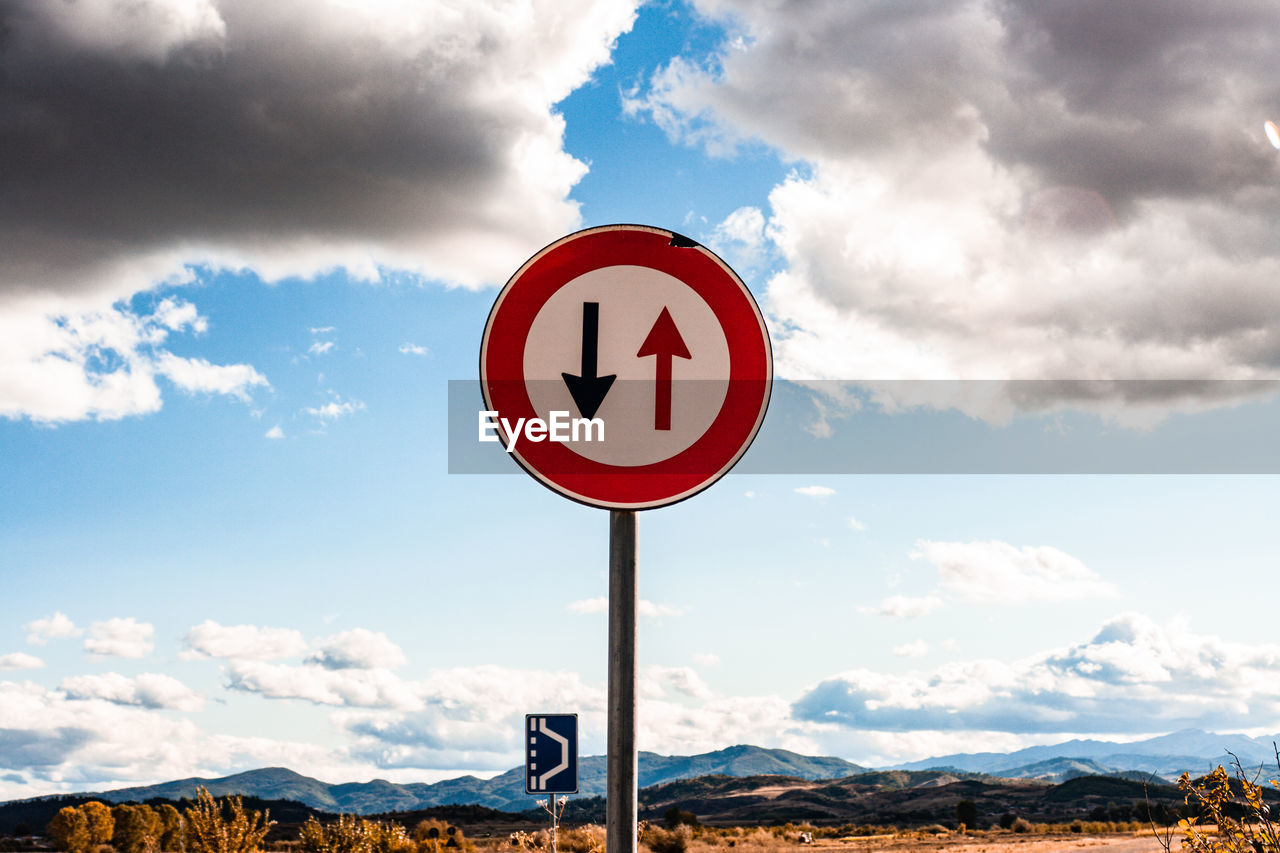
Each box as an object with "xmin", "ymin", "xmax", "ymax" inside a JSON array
[{"xmin": 561, "ymin": 302, "xmax": 616, "ymax": 419}]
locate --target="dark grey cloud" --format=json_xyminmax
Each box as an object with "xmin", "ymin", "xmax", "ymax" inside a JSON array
[
  {"xmin": 631, "ymin": 0, "xmax": 1280, "ymax": 417},
  {"xmin": 0, "ymin": 0, "xmax": 637, "ymax": 299}
]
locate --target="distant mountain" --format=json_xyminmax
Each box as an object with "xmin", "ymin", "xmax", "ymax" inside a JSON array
[
  {"xmin": 896, "ymin": 729, "xmax": 1280, "ymax": 781},
  {"xmin": 8, "ymin": 731, "xmax": 1277, "ymax": 819},
  {"xmin": 70, "ymin": 745, "xmax": 865, "ymax": 815}
]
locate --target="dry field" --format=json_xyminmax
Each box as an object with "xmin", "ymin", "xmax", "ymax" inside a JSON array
[{"xmin": 810, "ymin": 832, "xmax": 1173, "ymax": 853}]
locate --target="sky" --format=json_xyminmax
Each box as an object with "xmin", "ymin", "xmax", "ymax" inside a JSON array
[{"xmin": 3, "ymin": 0, "xmax": 1280, "ymax": 800}]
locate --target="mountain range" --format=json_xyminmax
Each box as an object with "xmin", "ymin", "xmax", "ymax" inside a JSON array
[{"xmin": 7, "ymin": 729, "xmax": 1278, "ymax": 816}]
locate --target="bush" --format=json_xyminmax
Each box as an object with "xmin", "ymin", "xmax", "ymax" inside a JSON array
[
  {"xmin": 1010, "ymin": 818, "xmax": 1033, "ymax": 834},
  {"xmin": 1156, "ymin": 752, "xmax": 1280, "ymax": 853},
  {"xmin": 641, "ymin": 825, "xmax": 692, "ymax": 853},
  {"xmin": 554, "ymin": 826, "xmax": 604, "ymax": 853},
  {"xmin": 184, "ymin": 787, "xmax": 273, "ymax": 853}
]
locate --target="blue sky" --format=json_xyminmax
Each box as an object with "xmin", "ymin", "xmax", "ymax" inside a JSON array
[{"xmin": 3, "ymin": 0, "xmax": 1280, "ymax": 799}]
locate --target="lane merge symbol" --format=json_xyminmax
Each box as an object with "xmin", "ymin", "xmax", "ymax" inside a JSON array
[{"xmin": 525, "ymin": 713, "xmax": 578, "ymax": 794}]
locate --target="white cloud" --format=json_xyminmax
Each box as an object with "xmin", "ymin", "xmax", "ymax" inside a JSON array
[
  {"xmin": 152, "ymin": 298, "xmax": 207, "ymax": 334},
  {"xmin": 225, "ymin": 661, "xmax": 422, "ymax": 710},
  {"xmin": 154, "ymin": 352, "xmax": 270, "ymax": 399},
  {"xmin": 1, "ymin": 0, "xmax": 641, "ymax": 425},
  {"xmin": 643, "ymin": 665, "xmax": 714, "ymax": 700},
  {"xmin": 60, "ymin": 672, "xmax": 203, "ymax": 712},
  {"xmin": 912, "ymin": 540, "xmax": 1118, "ymax": 604},
  {"xmin": 83, "ymin": 618, "xmax": 155, "ymax": 659},
  {"xmin": 24, "ymin": 612, "xmax": 81, "ymax": 645},
  {"xmin": 693, "ymin": 653, "xmax": 721, "ymax": 667},
  {"xmin": 304, "ymin": 398, "xmax": 365, "ymax": 420},
  {"xmin": 861, "ymin": 595, "xmax": 943, "ymax": 620},
  {"xmin": 630, "ymin": 0, "xmax": 1280, "ymax": 419},
  {"xmin": 0, "ymin": 653, "xmax": 45, "ymax": 670},
  {"xmin": 181, "ymin": 620, "xmax": 308, "ymax": 661},
  {"xmin": 308, "ymin": 341, "xmax": 335, "ymax": 356},
  {"xmin": 794, "ymin": 612, "xmax": 1280, "ymax": 735},
  {"xmin": 567, "ymin": 597, "xmax": 608, "ymax": 614},
  {"xmin": 398, "ymin": 343, "xmax": 429, "ymax": 356},
  {"xmin": 0, "ymin": 298, "xmax": 267, "ymax": 424},
  {"xmin": 709, "ymin": 206, "xmax": 769, "ymax": 272},
  {"xmin": 0, "ymin": 679, "xmax": 363, "ymax": 800},
  {"xmin": 794, "ymin": 486, "xmax": 835, "ymax": 497},
  {"xmin": 308, "ymin": 629, "xmax": 407, "ymax": 671},
  {"xmin": 892, "ymin": 641, "xmax": 929, "ymax": 658},
  {"xmin": 265, "ymin": 425, "xmax": 284, "ymax": 439},
  {"xmin": 309, "ymin": 327, "xmax": 335, "ymax": 335},
  {"xmin": 848, "ymin": 516, "xmax": 866, "ymax": 531}
]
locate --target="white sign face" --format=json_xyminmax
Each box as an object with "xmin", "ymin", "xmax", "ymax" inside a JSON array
[{"xmin": 523, "ymin": 264, "xmax": 730, "ymax": 467}]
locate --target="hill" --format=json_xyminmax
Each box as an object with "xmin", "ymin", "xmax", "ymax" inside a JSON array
[{"xmin": 26, "ymin": 746, "xmax": 865, "ymax": 816}]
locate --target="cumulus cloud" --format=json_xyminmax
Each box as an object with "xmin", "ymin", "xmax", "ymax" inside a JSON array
[
  {"xmin": 60, "ymin": 672, "xmax": 203, "ymax": 712},
  {"xmin": 0, "ymin": 0, "xmax": 639, "ymax": 423},
  {"xmin": 307, "ymin": 629, "xmax": 406, "ymax": 671},
  {"xmin": 265, "ymin": 425, "xmax": 284, "ymax": 439},
  {"xmin": 0, "ymin": 298, "xmax": 266, "ymax": 423},
  {"xmin": 631, "ymin": 0, "xmax": 1280, "ymax": 420},
  {"xmin": 338, "ymin": 665, "xmax": 605, "ymax": 769},
  {"xmin": 398, "ymin": 343, "xmax": 429, "ymax": 357},
  {"xmin": 643, "ymin": 665, "xmax": 715, "ymax": 700},
  {"xmin": 0, "ymin": 678, "xmax": 358, "ymax": 799},
  {"xmin": 24, "ymin": 612, "xmax": 81, "ymax": 645},
  {"xmin": 181, "ymin": 620, "xmax": 308, "ymax": 661},
  {"xmin": 912, "ymin": 540, "xmax": 1118, "ymax": 604},
  {"xmin": 83, "ymin": 618, "xmax": 154, "ymax": 659},
  {"xmin": 793, "ymin": 612, "xmax": 1280, "ymax": 734},
  {"xmin": 307, "ymin": 341, "xmax": 335, "ymax": 356},
  {"xmin": 225, "ymin": 661, "xmax": 422, "ymax": 710},
  {"xmin": 0, "ymin": 653, "xmax": 45, "ymax": 670}
]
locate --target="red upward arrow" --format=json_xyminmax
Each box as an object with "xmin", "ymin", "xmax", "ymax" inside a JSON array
[{"xmin": 636, "ymin": 307, "xmax": 692, "ymax": 431}]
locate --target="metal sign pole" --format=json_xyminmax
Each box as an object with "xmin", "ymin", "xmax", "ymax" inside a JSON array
[{"xmin": 607, "ymin": 509, "xmax": 638, "ymax": 853}]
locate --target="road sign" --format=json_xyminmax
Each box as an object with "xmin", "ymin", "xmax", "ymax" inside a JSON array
[
  {"xmin": 526, "ymin": 713, "xmax": 578, "ymax": 794},
  {"xmin": 480, "ymin": 224, "xmax": 772, "ymax": 509}
]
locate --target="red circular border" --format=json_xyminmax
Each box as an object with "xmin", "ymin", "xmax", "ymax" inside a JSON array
[{"xmin": 480, "ymin": 225, "xmax": 772, "ymax": 510}]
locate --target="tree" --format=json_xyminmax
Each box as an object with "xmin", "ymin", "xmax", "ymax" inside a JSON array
[
  {"xmin": 113, "ymin": 804, "xmax": 162, "ymax": 853},
  {"xmin": 157, "ymin": 804, "xmax": 184, "ymax": 853},
  {"xmin": 955, "ymin": 800, "xmax": 978, "ymax": 831},
  {"xmin": 47, "ymin": 806, "xmax": 91, "ymax": 853},
  {"xmin": 183, "ymin": 788, "xmax": 272, "ymax": 853},
  {"xmin": 82, "ymin": 802, "xmax": 114, "ymax": 847}
]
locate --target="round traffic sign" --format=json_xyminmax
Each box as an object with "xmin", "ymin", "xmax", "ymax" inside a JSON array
[{"xmin": 480, "ymin": 224, "xmax": 771, "ymax": 509}]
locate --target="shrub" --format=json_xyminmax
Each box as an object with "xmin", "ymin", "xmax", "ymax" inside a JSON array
[
  {"xmin": 554, "ymin": 826, "xmax": 604, "ymax": 853},
  {"xmin": 184, "ymin": 787, "xmax": 273, "ymax": 853},
  {"xmin": 1010, "ymin": 818, "xmax": 1033, "ymax": 834},
  {"xmin": 1156, "ymin": 752, "xmax": 1280, "ymax": 853},
  {"xmin": 640, "ymin": 824, "xmax": 692, "ymax": 853}
]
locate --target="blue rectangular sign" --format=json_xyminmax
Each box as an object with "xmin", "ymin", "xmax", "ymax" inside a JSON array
[{"xmin": 525, "ymin": 713, "xmax": 578, "ymax": 794}]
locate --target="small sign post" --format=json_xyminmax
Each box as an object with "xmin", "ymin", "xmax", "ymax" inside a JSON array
[
  {"xmin": 526, "ymin": 714, "xmax": 577, "ymax": 853},
  {"xmin": 489, "ymin": 226, "xmax": 771, "ymax": 853}
]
